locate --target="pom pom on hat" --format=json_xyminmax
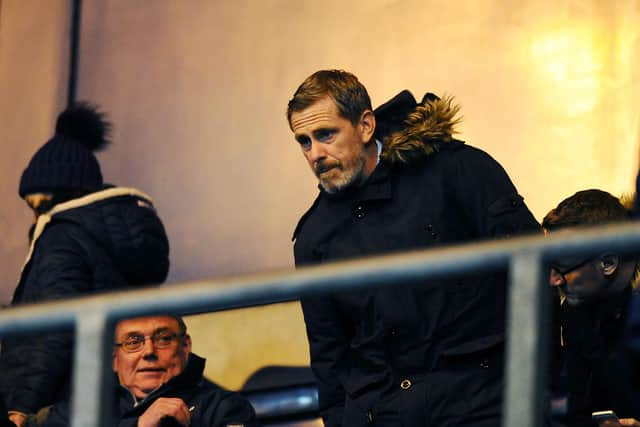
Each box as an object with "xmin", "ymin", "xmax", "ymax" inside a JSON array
[
  {"xmin": 55, "ymin": 102, "xmax": 111, "ymax": 150},
  {"xmin": 19, "ymin": 102, "xmax": 112, "ymax": 198}
]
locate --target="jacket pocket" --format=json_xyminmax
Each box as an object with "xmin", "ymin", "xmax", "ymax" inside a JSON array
[
  {"xmin": 342, "ymin": 394, "xmax": 372, "ymax": 427},
  {"xmin": 433, "ymin": 334, "xmax": 505, "ymax": 423},
  {"xmin": 343, "ymin": 367, "xmax": 388, "ymax": 399},
  {"xmin": 440, "ymin": 333, "xmax": 504, "ymax": 359},
  {"xmin": 437, "ymin": 334, "xmax": 505, "ymax": 381}
]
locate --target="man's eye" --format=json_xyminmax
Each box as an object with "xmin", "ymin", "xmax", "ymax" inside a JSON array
[
  {"xmin": 126, "ymin": 337, "xmax": 143, "ymax": 346},
  {"xmin": 316, "ymin": 130, "xmax": 334, "ymax": 141},
  {"xmin": 156, "ymin": 335, "xmax": 174, "ymax": 344},
  {"xmin": 297, "ymin": 137, "xmax": 311, "ymax": 151}
]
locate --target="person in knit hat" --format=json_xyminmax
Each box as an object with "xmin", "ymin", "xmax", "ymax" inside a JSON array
[
  {"xmin": 19, "ymin": 104, "xmax": 109, "ymax": 203},
  {"xmin": 0, "ymin": 103, "xmax": 170, "ymax": 426}
]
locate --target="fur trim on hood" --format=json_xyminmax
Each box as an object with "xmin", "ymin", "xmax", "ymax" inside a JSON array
[{"xmin": 374, "ymin": 90, "xmax": 462, "ymax": 166}]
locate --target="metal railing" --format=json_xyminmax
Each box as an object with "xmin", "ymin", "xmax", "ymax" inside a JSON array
[{"xmin": 1, "ymin": 222, "xmax": 640, "ymax": 427}]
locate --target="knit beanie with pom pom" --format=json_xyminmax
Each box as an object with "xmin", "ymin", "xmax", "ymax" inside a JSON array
[{"xmin": 19, "ymin": 102, "xmax": 111, "ymax": 198}]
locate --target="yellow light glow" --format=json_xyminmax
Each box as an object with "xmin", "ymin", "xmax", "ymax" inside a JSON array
[
  {"xmin": 530, "ymin": 25, "xmax": 606, "ymax": 117},
  {"xmin": 527, "ymin": 13, "xmax": 640, "ymax": 200}
]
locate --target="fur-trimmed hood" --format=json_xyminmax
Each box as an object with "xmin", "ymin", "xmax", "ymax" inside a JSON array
[{"xmin": 373, "ymin": 90, "xmax": 462, "ymax": 166}]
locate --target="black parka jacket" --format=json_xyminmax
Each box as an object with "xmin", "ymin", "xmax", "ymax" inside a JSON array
[
  {"xmin": 294, "ymin": 92, "xmax": 541, "ymax": 426},
  {"xmin": 0, "ymin": 187, "xmax": 170, "ymax": 414},
  {"xmin": 42, "ymin": 354, "xmax": 258, "ymax": 427}
]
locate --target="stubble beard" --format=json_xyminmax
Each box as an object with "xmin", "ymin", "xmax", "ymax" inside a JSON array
[{"xmin": 317, "ymin": 153, "xmax": 366, "ymax": 194}]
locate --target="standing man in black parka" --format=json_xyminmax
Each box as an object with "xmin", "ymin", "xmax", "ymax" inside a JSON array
[
  {"xmin": 0, "ymin": 103, "xmax": 170, "ymax": 426},
  {"xmin": 287, "ymin": 70, "xmax": 540, "ymax": 427}
]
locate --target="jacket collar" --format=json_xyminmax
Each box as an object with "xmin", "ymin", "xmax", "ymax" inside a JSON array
[
  {"xmin": 357, "ymin": 161, "xmax": 392, "ymax": 202},
  {"xmin": 19, "ymin": 186, "xmax": 153, "ymax": 277},
  {"xmin": 319, "ymin": 161, "xmax": 392, "ymax": 203},
  {"xmin": 595, "ymin": 284, "xmax": 634, "ymax": 321},
  {"xmin": 118, "ymin": 353, "xmax": 206, "ymax": 412},
  {"xmin": 293, "ymin": 160, "xmax": 392, "ymax": 241}
]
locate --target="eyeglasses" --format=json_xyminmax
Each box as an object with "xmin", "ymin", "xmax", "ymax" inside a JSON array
[
  {"xmin": 114, "ymin": 331, "xmax": 184, "ymax": 353},
  {"xmin": 550, "ymin": 256, "xmax": 595, "ymax": 285}
]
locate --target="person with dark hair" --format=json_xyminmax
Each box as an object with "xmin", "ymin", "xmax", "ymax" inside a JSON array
[
  {"xmin": 287, "ymin": 69, "xmax": 540, "ymax": 427},
  {"xmin": 543, "ymin": 189, "xmax": 640, "ymax": 426},
  {"xmin": 0, "ymin": 103, "xmax": 170, "ymax": 426},
  {"xmin": 42, "ymin": 315, "xmax": 258, "ymax": 427}
]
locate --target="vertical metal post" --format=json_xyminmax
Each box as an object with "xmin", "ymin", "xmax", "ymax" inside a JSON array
[
  {"xmin": 503, "ymin": 250, "xmax": 549, "ymax": 427},
  {"xmin": 67, "ymin": 0, "xmax": 82, "ymax": 107},
  {"xmin": 71, "ymin": 311, "xmax": 114, "ymax": 427}
]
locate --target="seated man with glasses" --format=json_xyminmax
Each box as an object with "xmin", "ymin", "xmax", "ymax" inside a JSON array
[
  {"xmin": 543, "ymin": 189, "xmax": 640, "ymax": 426},
  {"xmin": 43, "ymin": 314, "xmax": 257, "ymax": 427}
]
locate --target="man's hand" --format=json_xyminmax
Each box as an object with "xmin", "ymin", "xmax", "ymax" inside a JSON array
[
  {"xmin": 599, "ymin": 418, "xmax": 640, "ymax": 427},
  {"xmin": 8, "ymin": 410, "xmax": 27, "ymax": 427},
  {"xmin": 137, "ymin": 398, "xmax": 192, "ymax": 427}
]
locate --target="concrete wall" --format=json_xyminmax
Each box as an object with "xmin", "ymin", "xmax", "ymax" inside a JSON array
[{"xmin": 1, "ymin": 0, "xmax": 639, "ymax": 389}]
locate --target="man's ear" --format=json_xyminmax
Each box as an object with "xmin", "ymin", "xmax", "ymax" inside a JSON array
[
  {"xmin": 183, "ymin": 334, "xmax": 192, "ymax": 354},
  {"xmin": 599, "ymin": 253, "xmax": 619, "ymax": 277},
  {"xmin": 358, "ymin": 110, "xmax": 376, "ymax": 144}
]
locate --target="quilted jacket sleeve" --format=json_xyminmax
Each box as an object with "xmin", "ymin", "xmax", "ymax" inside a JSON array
[{"xmin": 3, "ymin": 224, "xmax": 93, "ymax": 414}]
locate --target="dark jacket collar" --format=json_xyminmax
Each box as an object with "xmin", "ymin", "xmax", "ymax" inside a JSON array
[
  {"xmin": 117, "ymin": 353, "xmax": 206, "ymax": 412},
  {"xmin": 561, "ymin": 286, "xmax": 634, "ymax": 357},
  {"xmin": 595, "ymin": 284, "xmax": 633, "ymax": 320},
  {"xmin": 293, "ymin": 163, "xmax": 393, "ymax": 242},
  {"xmin": 319, "ymin": 161, "xmax": 392, "ymax": 203}
]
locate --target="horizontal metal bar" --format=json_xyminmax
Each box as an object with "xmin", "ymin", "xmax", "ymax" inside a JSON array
[
  {"xmin": 1, "ymin": 221, "xmax": 640, "ymax": 336},
  {"xmin": 245, "ymin": 386, "xmax": 319, "ymax": 418}
]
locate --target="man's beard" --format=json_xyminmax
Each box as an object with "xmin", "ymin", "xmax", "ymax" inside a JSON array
[{"xmin": 316, "ymin": 154, "xmax": 366, "ymax": 194}]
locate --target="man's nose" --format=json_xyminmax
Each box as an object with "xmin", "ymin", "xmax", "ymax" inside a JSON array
[
  {"xmin": 549, "ymin": 269, "xmax": 564, "ymax": 287},
  {"xmin": 307, "ymin": 140, "xmax": 326, "ymax": 163},
  {"xmin": 141, "ymin": 338, "xmax": 157, "ymax": 357}
]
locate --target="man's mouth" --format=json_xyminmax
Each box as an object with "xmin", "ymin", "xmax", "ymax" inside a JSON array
[
  {"xmin": 137, "ymin": 367, "xmax": 165, "ymax": 373},
  {"xmin": 315, "ymin": 163, "xmax": 339, "ymax": 175}
]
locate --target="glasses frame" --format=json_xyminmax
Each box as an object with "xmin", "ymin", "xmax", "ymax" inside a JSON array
[
  {"xmin": 113, "ymin": 331, "xmax": 185, "ymax": 353},
  {"xmin": 549, "ymin": 256, "xmax": 596, "ymax": 286}
]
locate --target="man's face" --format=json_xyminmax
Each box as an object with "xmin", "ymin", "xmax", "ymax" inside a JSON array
[
  {"xmin": 290, "ymin": 96, "xmax": 374, "ymax": 194},
  {"xmin": 549, "ymin": 256, "xmax": 607, "ymax": 306},
  {"xmin": 112, "ymin": 316, "xmax": 191, "ymax": 399}
]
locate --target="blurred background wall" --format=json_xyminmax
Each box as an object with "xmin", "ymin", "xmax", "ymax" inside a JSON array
[
  {"xmin": 0, "ymin": 0, "xmax": 70, "ymax": 302},
  {"xmin": 1, "ymin": 0, "xmax": 639, "ymax": 389}
]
